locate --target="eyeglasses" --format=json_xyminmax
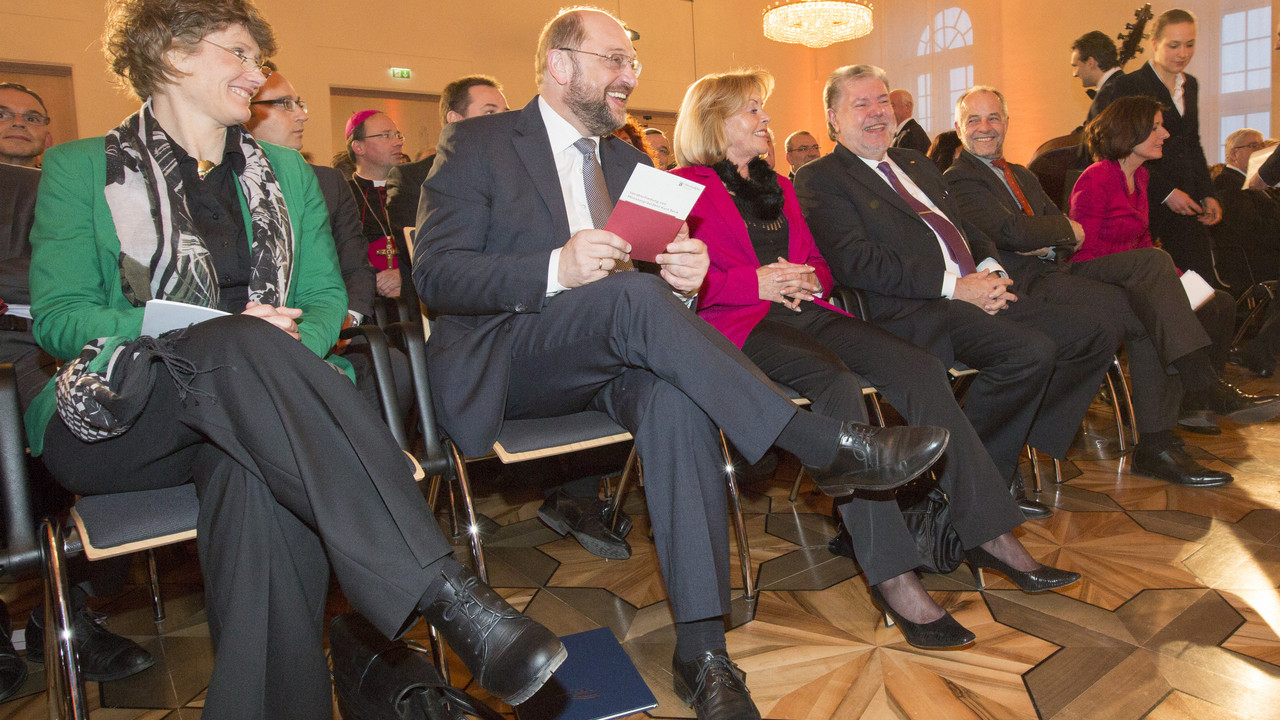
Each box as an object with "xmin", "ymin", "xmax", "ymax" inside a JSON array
[
  {"xmin": 788, "ymin": 144, "xmax": 820, "ymax": 154},
  {"xmin": 0, "ymin": 108, "xmax": 50, "ymax": 126},
  {"xmin": 1234, "ymin": 141, "xmax": 1264, "ymax": 153},
  {"xmin": 200, "ymin": 38, "xmax": 272, "ymax": 78},
  {"xmin": 250, "ymin": 97, "xmax": 308, "ymax": 113},
  {"xmin": 362, "ymin": 131, "xmax": 404, "ymax": 142},
  {"xmin": 557, "ymin": 48, "xmax": 642, "ymax": 76}
]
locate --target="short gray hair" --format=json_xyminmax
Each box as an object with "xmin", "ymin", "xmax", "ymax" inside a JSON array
[
  {"xmin": 954, "ymin": 85, "xmax": 1008, "ymax": 128},
  {"xmin": 822, "ymin": 65, "xmax": 889, "ymax": 141}
]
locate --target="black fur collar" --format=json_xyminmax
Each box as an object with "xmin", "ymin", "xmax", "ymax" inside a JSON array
[{"xmin": 711, "ymin": 157, "xmax": 784, "ymax": 221}]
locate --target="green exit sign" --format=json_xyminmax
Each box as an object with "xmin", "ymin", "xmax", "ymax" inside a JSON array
[{"xmin": 390, "ymin": 68, "xmax": 411, "ymax": 79}]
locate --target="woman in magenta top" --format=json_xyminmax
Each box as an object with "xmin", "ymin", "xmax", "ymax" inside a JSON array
[
  {"xmin": 672, "ymin": 69, "xmax": 1076, "ymax": 651},
  {"xmin": 1068, "ymin": 97, "xmax": 1166, "ymax": 262},
  {"xmin": 1070, "ymin": 94, "xmax": 1240, "ymax": 425}
]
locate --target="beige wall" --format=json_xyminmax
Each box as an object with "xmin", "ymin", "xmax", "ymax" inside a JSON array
[{"xmin": 2, "ymin": 0, "xmax": 1277, "ymax": 167}]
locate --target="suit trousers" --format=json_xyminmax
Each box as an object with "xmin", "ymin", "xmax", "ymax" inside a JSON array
[
  {"xmin": 740, "ymin": 304, "xmax": 1023, "ymax": 585},
  {"xmin": 41, "ymin": 315, "xmax": 451, "ymax": 720},
  {"xmin": 503, "ymin": 272, "xmax": 799, "ymax": 622},
  {"xmin": 1151, "ymin": 207, "xmax": 1217, "ymax": 282},
  {"xmin": 943, "ymin": 295, "xmax": 1120, "ymax": 479}
]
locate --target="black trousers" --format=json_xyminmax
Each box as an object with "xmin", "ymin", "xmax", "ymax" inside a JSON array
[
  {"xmin": 935, "ymin": 294, "xmax": 1119, "ymax": 480},
  {"xmin": 503, "ymin": 272, "xmax": 799, "ymax": 623},
  {"xmin": 41, "ymin": 316, "xmax": 451, "ymax": 720},
  {"xmin": 1151, "ymin": 205, "xmax": 1217, "ymax": 282},
  {"xmin": 741, "ymin": 304, "xmax": 1024, "ymax": 585}
]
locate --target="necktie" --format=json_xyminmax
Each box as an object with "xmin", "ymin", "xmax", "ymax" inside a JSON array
[
  {"xmin": 573, "ymin": 137, "xmax": 613, "ymax": 229},
  {"xmin": 992, "ymin": 158, "xmax": 1035, "ymax": 216},
  {"xmin": 876, "ymin": 161, "xmax": 977, "ymax": 275}
]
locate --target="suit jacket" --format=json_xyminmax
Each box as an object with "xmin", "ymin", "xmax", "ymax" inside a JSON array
[
  {"xmin": 1067, "ymin": 160, "xmax": 1152, "ymax": 263},
  {"xmin": 669, "ymin": 165, "xmax": 834, "ymax": 348},
  {"xmin": 25, "ymin": 137, "xmax": 347, "ymax": 453},
  {"xmin": 1085, "ymin": 69, "xmax": 1124, "ymax": 126},
  {"xmin": 414, "ymin": 98, "xmax": 648, "ymax": 456},
  {"xmin": 943, "ymin": 150, "xmax": 1077, "ymax": 288},
  {"xmin": 1092, "ymin": 62, "xmax": 1215, "ymax": 206},
  {"xmin": 892, "ymin": 118, "xmax": 931, "ymax": 155},
  {"xmin": 794, "ymin": 144, "xmax": 1000, "ymax": 363},
  {"xmin": 1211, "ymin": 166, "xmax": 1280, "ymax": 284},
  {"xmin": 312, "ymin": 163, "xmax": 376, "ymax": 318},
  {"xmin": 386, "ymin": 154, "xmax": 436, "ymax": 233},
  {"xmin": 0, "ymin": 163, "xmax": 40, "ymax": 303}
]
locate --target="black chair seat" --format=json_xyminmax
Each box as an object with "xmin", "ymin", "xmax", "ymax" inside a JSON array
[{"xmin": 71, "ymin": 485, "xmax": 199, "ymax": 559}]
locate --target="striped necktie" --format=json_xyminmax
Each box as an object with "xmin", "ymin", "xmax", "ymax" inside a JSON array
[{"xmin": 876, "ymin": 161, "xmax": 977, "ymax": 275}]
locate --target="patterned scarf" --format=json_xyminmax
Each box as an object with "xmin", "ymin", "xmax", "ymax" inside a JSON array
[
  {"xmin": 55, "ymin": 103, "xmax": 296, "ymax": 443},
  {"xmin": 103, "ymin": 100, "xmax": 293, "ymax": 308}
]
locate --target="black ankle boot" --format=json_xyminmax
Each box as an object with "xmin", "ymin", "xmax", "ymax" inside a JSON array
[{"xmin": 419, "ymin": 564, "xmax": 566, "ymax": 706}]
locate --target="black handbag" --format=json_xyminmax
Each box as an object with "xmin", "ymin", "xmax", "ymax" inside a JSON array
[
  {"xmin": 330, "ymin": 612, "xmax": 505, "ymax": 720},
  {"xmin": 828, "ymin": 480, "xmax": 965, "ymax": 575}
]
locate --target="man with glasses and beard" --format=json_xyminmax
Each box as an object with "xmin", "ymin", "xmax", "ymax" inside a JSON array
[{"xmin": 414, "ymin": 8, "xmax": 950, "ymax": 720}]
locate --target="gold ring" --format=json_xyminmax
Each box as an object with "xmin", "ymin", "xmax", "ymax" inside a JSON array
[{"xmin": 598, "ymin": 259, "xmax": 604, "ymax": 271}]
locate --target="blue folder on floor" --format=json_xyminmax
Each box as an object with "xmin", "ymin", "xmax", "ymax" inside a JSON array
[{"xmin": 515, "ymin": 626, "xmax": 658, "ymax": 720}]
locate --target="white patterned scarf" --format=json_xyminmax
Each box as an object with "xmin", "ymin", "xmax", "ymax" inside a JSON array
[{"xmin": 103, "ymin": 100, "xmax": 293, "ymax": 308}]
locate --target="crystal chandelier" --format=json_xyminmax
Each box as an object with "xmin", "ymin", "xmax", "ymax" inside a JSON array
[{"xmin": 762, "ymin": 0, "xmax": 875, "ymax": 49}]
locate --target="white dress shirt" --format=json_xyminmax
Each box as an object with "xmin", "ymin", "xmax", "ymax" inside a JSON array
[{"xmin": 540, "ymin": 96, "xmax": 602, "ymax": 295}]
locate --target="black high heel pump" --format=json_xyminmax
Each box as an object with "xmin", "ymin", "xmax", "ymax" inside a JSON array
[
  {"xmin": 867, "ymin": 585, "xmax": 975, "ymax": 650},
  {"xmin": 965, "ymin": 546, "xmax": 1080, "ymax": 593}
]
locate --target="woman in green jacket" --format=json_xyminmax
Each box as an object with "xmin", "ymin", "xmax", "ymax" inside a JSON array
[{"xmin": 26, "ymin": 1, "xmax": 563, "ymax": 717}]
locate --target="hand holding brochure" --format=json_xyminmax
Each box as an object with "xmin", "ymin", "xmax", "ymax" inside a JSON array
[{"xmin": 603, "ymin": 165, "xmax": 704, "ymax": 263}]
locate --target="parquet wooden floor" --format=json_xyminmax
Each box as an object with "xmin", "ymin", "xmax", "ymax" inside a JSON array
[{"xmin": 4, "ymin": 367, "xmax": 1280, "ymax": 719}]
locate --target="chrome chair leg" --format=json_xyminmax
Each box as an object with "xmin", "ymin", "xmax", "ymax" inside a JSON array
[
  {"xmin": 1026, "ymin": 446, "xmax": 1043, "ymax": 493},
  {"xmin": 787, "ymin": 466, "xmax": 805, "ymax": 503},
  {"xmin": 1053, "ymin": 458, "xmax": 1062, "ymax": 485},
  {"xmin": 447, "ymin": 442, "xmax": 487, "ymax": 584},
  {"xmin": 1112, "ymin": 356, "xmax": 1138, "ymax": 447},
  {"xmin": 40, "ymin": 517, "xmax": 87, "ymax": 720},
  {"xmin": 427, "ymin": 624, "xmax": 450, "ymax": 683},
  {"xmin": 1104, "ymin": 366, "xmax": 1127, "ymax": 452},
  {"xmin": 605, "ymin": 447, "xmax": 639, "ymax": 534},
  {"xmin": 719, "ymin": 432, "xmax": 755, "ymax": 602},
  {"xmin": 147, "ymin": 548, "xmax": 165, "ymax": 623}
]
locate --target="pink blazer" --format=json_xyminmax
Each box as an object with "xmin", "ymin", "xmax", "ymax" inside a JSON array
[
  {"xmin": 1068, "ymin": 160, "xmax": 1152, "ymax": 263},
  {"xmin": 671, "ymin": 165, "xmax": 835, "ymax": 348}
]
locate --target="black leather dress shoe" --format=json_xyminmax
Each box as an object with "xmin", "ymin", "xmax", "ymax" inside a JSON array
[
  {"xmin": 807, "ymin": 422, "xmax": 949, "ymax": 497},
  {"xmin": 537, "ymin": 490, "xmax": 631, "ymax": 559},
  {"xmin": 1229, "ymin": 346, "xmax": 1276, "ymax": 378},
  {"xmin": 672, "ymin": 649, "xmax": 761, "ymax": 720},
  {"xmin": 420, "ymin": 564, "xmax": 566, "ymax": 706},
  {"xmin": 25, "ymin": 604, "xmax": 153, "ymax": 682},
  {"xmin": 1181, "ymin": 378, "xmax": 1280, "ymax": 425},
  {"xmin": 330, "ymin": 612, "xmax": 499, "ymax": 720},
  {"xmin": 1132, "ymin": 443, "xmax": 1233, "ymax": 487},
  {"xmin": 1010, "ymin": 470, "xmax": 1052, "ymax": 520},
  {"xmin": 0, "ymin": 601, "xmax": 27, "ymax": 703},
  {"xmin": 965, "ymin": 546, "xmax": 1080, "ymax": 593}
]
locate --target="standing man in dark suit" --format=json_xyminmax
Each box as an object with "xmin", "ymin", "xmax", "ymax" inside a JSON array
[
  {"xmin": 796, "ymin": 65, "xmax": 1120, "ymax": 513},
  {"xmin": 1090, "ymin": 9, "xmax": 1222, "ymax": 280},
  {"xmin": 1070, "ymin": 30, "xmax": 1124, "ymax": 125},
  {"xmin": 415, "ymin": 11, "xmax": 948, "ymax": 719},
  {"xmin": 944, "ymin": 86, "xmax": 1271, "ymax": 486},
  {"xmin": 889, "ymin": 89, "xmax": 931, "ymax": 155},
  {"xmin": 386, "ymin": 75, "xmax": 509, "ymax": 233}
]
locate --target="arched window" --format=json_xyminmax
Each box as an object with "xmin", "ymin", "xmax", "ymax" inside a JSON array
[
  {"xmin": 908, "ymin": 8, "xmax": 975, "ymax": 135},
  {"xmin": 918, "ymin": 7, "xmax": 973, "ymax": 55}
]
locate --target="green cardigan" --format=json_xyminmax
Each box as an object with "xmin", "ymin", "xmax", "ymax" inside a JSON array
[{"xmin": 24, "ymin": 136, "xmax": 350, "ymax": 454}]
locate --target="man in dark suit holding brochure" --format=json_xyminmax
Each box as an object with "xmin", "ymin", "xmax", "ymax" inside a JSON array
[{"xmin": 414, "ymin": 10, "xmax": 948, "ymax": 720}]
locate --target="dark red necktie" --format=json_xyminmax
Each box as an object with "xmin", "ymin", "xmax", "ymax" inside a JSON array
[
  {"xmin": 876, "ymin": 161, "xmax": 977, "ymax": 275},
  {"xmin": 992, "ymin": 158, "xmax": 1035, "ymax": 216}
]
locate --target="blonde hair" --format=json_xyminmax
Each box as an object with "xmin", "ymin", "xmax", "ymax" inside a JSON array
[{"xmin": 674, "ymin": 69, "xmax": 774, "ymax": 168}]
